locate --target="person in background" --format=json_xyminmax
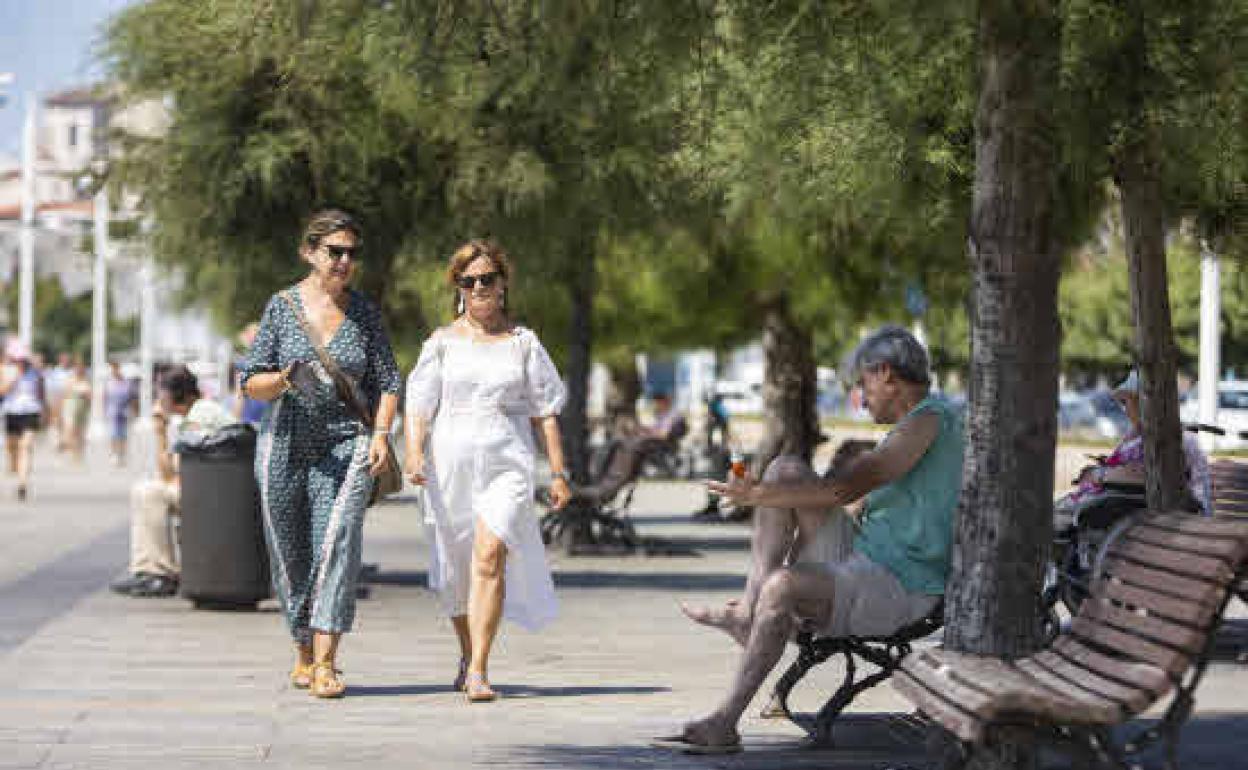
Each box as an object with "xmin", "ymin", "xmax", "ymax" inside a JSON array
[
  {"xmin": 1054, "ymin": 369, "xmax": 1211, "ymax": 527},
  {"xmin": 0, "ymin": 344, "xmax": 45, "ymax": 500},
  {"xmin": 60, "ymin": 359, "xmax": 91, "ymax": 467},
  {"xmin": 44, "ymin": 353, "xmax": 73, "ymax": 453},
  {"xmin": 692, "ymin": 391, "xmax": 734, "ymax": 522},
  {"xmin": 104, "ymin": 361, "xmax": 135, "ymax": 467},
  {"xmin": 641, "ymin": 392, "xmax": 685, "ymax": 442},
  {"xmin": 110, "ymin": 366, "xmax": 234, "ymax": 598}
]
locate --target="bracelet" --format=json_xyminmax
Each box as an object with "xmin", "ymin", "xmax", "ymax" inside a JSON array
[{"xmin": 373, "ymin": 429, "xmax": 390, "ymax": 435}]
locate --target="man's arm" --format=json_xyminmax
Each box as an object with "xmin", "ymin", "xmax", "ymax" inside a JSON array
[{"xmin": 710, "ymin": 411, "xmax": 941, "ymax": 511}]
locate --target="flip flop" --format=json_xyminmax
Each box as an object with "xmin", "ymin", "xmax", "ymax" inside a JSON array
[{"xmin": 650, "ymin": 735, "xmax": 743, "ymax": 755}]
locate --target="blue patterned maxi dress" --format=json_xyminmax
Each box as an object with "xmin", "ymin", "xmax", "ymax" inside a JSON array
[{"xmin": 241, "ymin": 287, "xmax": 400, "ymax": 643}]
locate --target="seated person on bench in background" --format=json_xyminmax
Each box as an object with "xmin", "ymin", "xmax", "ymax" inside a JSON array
[
  {"xmin": 109, "ymin": 366, "xmax": 233, "ymax": 598},
  {"xmin": 1054, "ymin": 369, "xmax": 1210, "ymax": 531},
  {"xmin": 640, "ymin": 392, "xmax": 686, "ymax": 444},
  {"xmin": 660, "ymin": 325, "xmax": 963, "ymax": 753}
]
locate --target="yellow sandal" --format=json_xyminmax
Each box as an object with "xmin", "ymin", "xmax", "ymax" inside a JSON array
[
  {"xmin": 289, "ymin": 661, "xmax": 314, "ymax": 689},
  {"xmin": 309, "ymin": 662, "xmax": 346, "ymax": 699}
]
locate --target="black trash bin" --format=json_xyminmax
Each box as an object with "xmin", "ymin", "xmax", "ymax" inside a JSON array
[{"xmin": 176, "ymin": 424, "xmax": 272, "ymax": 610}]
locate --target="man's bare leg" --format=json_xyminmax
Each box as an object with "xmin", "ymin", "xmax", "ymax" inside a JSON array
[
  {"xmin": 682, "ymin": 455, "xmax": 818, "ymax": 644},
  {"xmin": 680, "ymin": 566, "xmax": 838, "ymax": 748}
]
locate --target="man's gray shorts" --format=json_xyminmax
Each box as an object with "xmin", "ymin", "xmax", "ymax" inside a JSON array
[{"xmin": 796, "ymin": 509, "xmax": 939, "ymax": 638}]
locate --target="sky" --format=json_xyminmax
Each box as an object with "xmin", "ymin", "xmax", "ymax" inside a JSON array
[{"xmin": 0, "ymin": 0, "xmax": 137, "ymax": 158}]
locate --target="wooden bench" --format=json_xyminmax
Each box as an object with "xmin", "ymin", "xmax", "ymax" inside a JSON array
[
  {"xmin": 894, "ymin": 511, "xmax": 1248, "ymax": 770},
  {"xmin": 764, "ymin": 600, "xmax": 945, "ymax": 745}
]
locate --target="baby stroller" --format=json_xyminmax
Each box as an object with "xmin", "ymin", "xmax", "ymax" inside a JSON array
[{"xmin": 537, "ymin": 435, "xmax": 668, "ymax": 554}]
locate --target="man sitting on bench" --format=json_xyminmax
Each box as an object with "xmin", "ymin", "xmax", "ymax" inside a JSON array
[
  {"xmin": 109, "ymin": 366, "xmax": 233, "ymax": 598},
  {"xmin": 659, "ymin": 326, "xmax": 963, "ymax": 754}
]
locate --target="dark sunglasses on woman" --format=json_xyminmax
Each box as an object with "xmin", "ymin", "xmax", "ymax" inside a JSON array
[
  {"xmin": 324, "ymin": 244, "xmax": 362, "ymax": 261},
  {"xmin": 456, "ymin": 271, "xmax": 500, "ymax": 290}
]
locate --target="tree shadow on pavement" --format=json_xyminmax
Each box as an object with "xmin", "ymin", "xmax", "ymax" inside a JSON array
[
  {"xmin": 499, "ymin": 713, "xmax": 934, "ymax": 769},
  {"xmin": 365, "ymin": 570, "xmax": 746, "ymax": 592},
  {"xmin": 346, "ymin": 684, "xmax": 453, "ymax": 697},
  {"xmin": 495, "ymin": 684, "xmax": 669, "ymax": 699}
]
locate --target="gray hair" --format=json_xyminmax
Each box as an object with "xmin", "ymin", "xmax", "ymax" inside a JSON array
[{"xmin": 847, "ymin": 325, "xmax": 931, "ymax": 387}]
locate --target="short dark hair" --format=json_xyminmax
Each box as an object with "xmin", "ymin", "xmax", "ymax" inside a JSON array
[{"xmin": 160, "ymin": 365, "xmax": 200, "ymax": 406}]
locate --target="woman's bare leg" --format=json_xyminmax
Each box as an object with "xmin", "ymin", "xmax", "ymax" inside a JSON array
[
  {"xmin": 16, "ymin": 429, "xmax": 34, "ymax": 493},
  {"xmin": 467, "ymin": 522, "xmax": 507, "ymax": 688}
]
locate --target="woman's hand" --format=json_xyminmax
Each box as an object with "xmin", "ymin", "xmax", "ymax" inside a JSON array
[
  {"xmin": 549, "ymin": 476, "xmax": 571, "ymax": 509},
  {"xmin": 404, "ymin": 451, "xmax": 427, "ymax": 486},
  {"xmin": 367, "ymin": 432, "xmax": 391, "ymax": 477},
  {"xmin": 707, "ymin": 472, "xmax": 759, "ymax": 507}
]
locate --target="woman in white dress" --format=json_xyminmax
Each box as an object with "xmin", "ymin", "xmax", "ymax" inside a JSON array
[{"xmin": 404, "ymin": 240, "xmax": 571, "ymax": 702}]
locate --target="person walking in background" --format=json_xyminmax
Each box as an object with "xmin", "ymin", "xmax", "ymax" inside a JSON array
[
  {"xmin": 110, "ymin": 366, "xmax": 233, "ymax": 598},
  {"xmin": 44, "ymin": 353, "xmax": 73, "ymax": 453},
  {"xmin": 233, "ymin": 322, "xmax": 270, "ymax": 426},
  {"xmin": 404, "ymin": 239, "xmax": 570, "ymax": 703},
  {"xmin": 104, "ymin": 362, "xmax": 135, "ymax": 467},
  {"xmin": 242, "ymin": 209, "xmax": 400, "ymax": 699},
  {"xmin": 60, "ymin": 359, "xmax": 91, "ymax": 467},
  {"xmin": 0, "ymin": 344, "xmax": 46, "ymax": 500}
]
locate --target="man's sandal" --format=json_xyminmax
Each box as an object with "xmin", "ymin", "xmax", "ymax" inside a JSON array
[
  {"xmin": 309, "ymin": 662, "xmax": 346, "ymax": 699},
  {"xmin": 289, "ymin": 661, "xmax": 314, "ymax": 689},
  {"xmin": 464, "ymin": 671, "xmax": 497, "ymax": 703}
]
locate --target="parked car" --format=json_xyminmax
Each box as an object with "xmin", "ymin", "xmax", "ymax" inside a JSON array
[
  {"xmin": 713, "ymin": 380, "xmax": 764, "ymax": 417},
  {"xmin": 1058, "ymin": 391, "xmax": 1127, "ymax": 440},
  {"xmin": 1180, "ymin": 381, "xmax": 1248, "ymax": 449}
]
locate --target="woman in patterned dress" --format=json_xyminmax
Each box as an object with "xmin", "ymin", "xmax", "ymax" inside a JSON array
[
  {"xmin": 242, "ymin": 209, "xmax": 400, "ymax": 699},
  {"xmin": 404, "ymin": 240, "xmax": 571, "ymax": 702}
]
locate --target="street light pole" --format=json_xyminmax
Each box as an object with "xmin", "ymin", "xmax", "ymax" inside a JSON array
[
  {"xmin": 89, "ymin": 186, "xmax": 109, "ymax": 442},
  {"xmin": 19, "ymin": 92, "xmax": 36, "ymax": 350},
  {"xmin": 1198, "ymin": 239, "xmax": 1221, "ymax": 452}
]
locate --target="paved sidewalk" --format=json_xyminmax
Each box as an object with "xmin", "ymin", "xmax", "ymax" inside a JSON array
[{"xmin": 1, "ymin": 445, "xmax": 1246, "ymax": 769}]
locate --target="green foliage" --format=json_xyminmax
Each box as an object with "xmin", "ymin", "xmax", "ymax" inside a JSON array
[{"xmin": 1, "ymin": 279, "xmax": 136, "ymax": 360}]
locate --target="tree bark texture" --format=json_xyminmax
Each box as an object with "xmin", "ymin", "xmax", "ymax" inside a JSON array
[
  {"xmin": 563, "ymin": 251, "xmax": 596, "ymax": 486},
  {"xmin": 945, "ymin": 3, "xmax": 1062, "ymax": 766},
  {"xmin": 605, "ymin": 357, "xmax": 642, "ymax": 440},
  {"xmin": 755, "ymin": 292, "xmax": 821, "ymax": 474},
  {"xmin": 1115, "ymin": 66, "xmax": 1186, "ymax": 513}
]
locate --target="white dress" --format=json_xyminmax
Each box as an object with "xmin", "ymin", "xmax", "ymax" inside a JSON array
[{"xmin": 405, "ymin": 326, "xmax": 566, "ymax": 630}]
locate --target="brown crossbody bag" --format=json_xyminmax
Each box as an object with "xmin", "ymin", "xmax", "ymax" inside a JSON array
[{"xmin": 281, "ymin": 290, "xmax": 402, "ymax": 506}]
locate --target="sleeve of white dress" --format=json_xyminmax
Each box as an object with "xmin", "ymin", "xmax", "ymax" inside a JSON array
[
  {"xmin": 524, "ymin": 332, "xmax": 567, "ymax": 418},
  {"xmin": 405, "ymin": 335, "xmax": 443, "ymax": 423}
]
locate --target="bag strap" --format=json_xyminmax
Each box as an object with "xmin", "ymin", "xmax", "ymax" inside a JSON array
[{"xmin": 280, "ymin": 289, "xmax": 374, "ymax": 429}]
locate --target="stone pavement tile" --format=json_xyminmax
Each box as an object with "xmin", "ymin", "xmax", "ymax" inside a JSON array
[
  {"xmin": 39, "ymin": 743, "xmax": 266, "ymax": 769},
  {"xmin": 0, "ymin": 745, "xmax": 53, "ymax": 770}
]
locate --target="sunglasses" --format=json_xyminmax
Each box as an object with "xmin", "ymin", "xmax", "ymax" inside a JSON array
[
  {"xmin": 323, "ymin": 244, "xmax": 362, "ymax": 261},
  {"xmin": 456, "ymin": 271, "xmax": 501, "ymax": 290}
]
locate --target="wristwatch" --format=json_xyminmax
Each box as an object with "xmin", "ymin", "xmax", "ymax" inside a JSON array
[{"xmin": 551, "ymin": 470, "xmax": 570, "ymax": 483}]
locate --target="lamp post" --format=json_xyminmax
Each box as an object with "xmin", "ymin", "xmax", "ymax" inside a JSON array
[
  {"xmin": 88, "ymin": 180, "xmax": 109, "ymax": 442},
  {"xmin": 18, "ymin": 88, "xmax": 36, "ymax": 351}
]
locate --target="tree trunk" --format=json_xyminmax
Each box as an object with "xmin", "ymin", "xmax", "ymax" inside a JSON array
[
  {"xmin": 755, "ymin": 292, "xmax": 820, "ymax": 474},
  {"xmin": 944, "ymin": 3, "xmax": 1061, "ymax": 768},
  {"xmin": 1115, "ymin": 38, "xmax": 1186, "ymax": 513},
  {"xmin": 563, "ymin": 248, "xmax": 596, "ymax": 486},
  {"xmin": 605, "ymin": 356, "xmax": 642, "ymax": 440}
]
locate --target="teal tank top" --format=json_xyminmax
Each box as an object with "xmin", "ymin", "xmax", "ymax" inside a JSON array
[{"xmin": 852, "ymin": 395, "xmax": 964, "ymax": 595}]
